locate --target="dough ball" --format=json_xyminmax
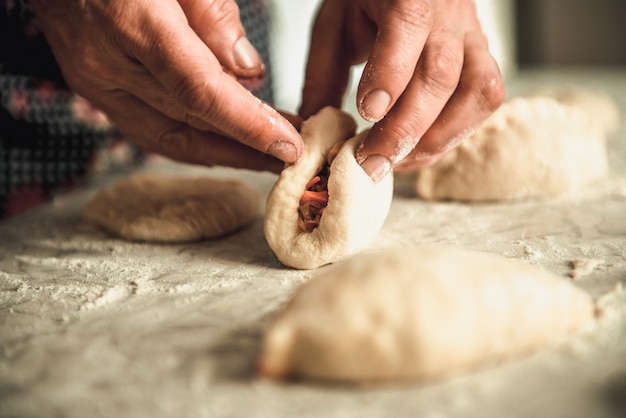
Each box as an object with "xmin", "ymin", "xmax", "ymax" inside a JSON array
[
  {"xmin": 259, "ymin": 246, "xmax": 594, "ymax": 383},
  {"xmin": 83, "ymin": 174, "xmax": 259, "ymax": 242},
  {"xmin": 416, "ymin": 96, "xmax": 609, "ymax": 201}
]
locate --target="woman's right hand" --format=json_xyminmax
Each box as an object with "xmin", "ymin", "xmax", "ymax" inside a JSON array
[{"xmin": 28, "ymin": 0, "xmax": 303, "ymax": 172}]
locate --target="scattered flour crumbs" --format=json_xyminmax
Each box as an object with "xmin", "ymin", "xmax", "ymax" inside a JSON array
[{"xmin": 566, "ymin": 282, "xmax": 626, "ymax": 361}]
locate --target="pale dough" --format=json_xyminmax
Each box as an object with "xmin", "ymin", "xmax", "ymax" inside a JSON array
[
  {"xmin": 83, "ymin": 174, "xmax": 259, "ymax": 242},
  {"xmin": 259, "ymin": 246, "xmax": 594, "ymax": 383},
  {"xmin": 264, "ymin": 106, "xmax": 394, "ymax": 270},
  {"xmin": 416, "ymin": 95, "xmax": 612, "ymax": 201},
  {"xmin": 520, "ymin": 86, "xmax": 620, "ymax": 135}
]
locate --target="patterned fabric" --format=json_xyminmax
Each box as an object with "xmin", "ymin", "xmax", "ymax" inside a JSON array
[
  {"xmin": 0, "ymin": 0, "xmax": 274, "ymax": 218},
  {"xmin": 0, "ymin": 74, "xmax": 123, "ymax": 217},
  {"xmin": 237, "ymin": 0, "xmax": 274, "ymax": 104}
]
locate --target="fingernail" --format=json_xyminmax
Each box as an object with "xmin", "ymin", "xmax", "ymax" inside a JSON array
[
  {"xmin": 234, "ymin": 37, "xmax": 262, "ymax": 71},
  {"xmin": 359, "ymin": 89, "xmax": 391, "ymax": 122},
  {"xmin": 267, "ymin": 141, "xmax": 298, "ymax": 163},
  {"xmin": 358, "ymin": 154, "xmax": 391, "ymax": 183}
]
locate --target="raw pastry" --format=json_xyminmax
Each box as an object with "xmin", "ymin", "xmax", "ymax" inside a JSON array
[
  {"xmin": 520, "ymin": 86, "xmax": 620, "ymax": 135},
  {"xmin": 83, "ymin": 173, "xmax": 259, "ymax": 242},
  {"xmin": 264, "ymin": 106, "xmax": 394, "ymax": 270},
  {"xmin": 416, "ymin": 96, "xmax": 611, "ymax": 201},
  {"xmin": 259, "ymin": 246, "xmax": 594, "ymax": 383}
]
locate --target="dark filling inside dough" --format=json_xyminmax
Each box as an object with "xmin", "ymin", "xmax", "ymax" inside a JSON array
[{"xmin": 298, "ymin": 165, "xmax": 330, "ymax": 233}]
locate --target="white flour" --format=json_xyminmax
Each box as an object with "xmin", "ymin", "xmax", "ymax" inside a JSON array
[{"xmin": 1, "ymin": 69, "xmax": 626, "ymax": 418}]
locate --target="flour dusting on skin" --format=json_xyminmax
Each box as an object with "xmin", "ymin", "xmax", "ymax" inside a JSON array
[
  {"xmin": 445, "ymin": 127, "xmax": 476, "ymax": 153},
  {"xmin": 391, "ymin": 136, "xmax": 416, "ymax": 164},
  {"xmin": 393, "ymin": 128, "xmax": 476, "ymax": 169}
]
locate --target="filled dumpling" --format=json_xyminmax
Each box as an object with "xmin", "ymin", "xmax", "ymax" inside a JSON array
[{"xmin": 264, "ymin": 107, "xmax": 394, "ymax": 269}]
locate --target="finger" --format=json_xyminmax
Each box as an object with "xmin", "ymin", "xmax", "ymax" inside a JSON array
[
  {"xmin": 356, "ymin": 0, "xmax": 435, "ymax": 122},
  {"xmin": 99, "ymin": 61, "xmax": 220, "ymax": 131},
  {"xmin": 94, "ymin": 55, "xmax": 302, "ymax": 163},
  {"xmin": 395, "ymin": 30, "xmax": 505, "ymax": 171},
  {"xmin": 107, "ymin": 61, "xmax": 276, "ymax": 134},
  {"xmin": 105, "ymin": 61, "xmax": 272, "ymax": 134},
  {"xmin": 298, "ymin": 0, "xmax": 352, "ymax": 118},
  {"xmin": 178, "ymin": 0, "xmax": 264, "ymax": 79},
  {"xmin": 99, "ymin": 89, "xmax": 284, "ymax": 173},
  {"xmin": 136, "ymin": 15, "xmax": 303, "ymax": 163},
  {"xmin": 355, "ymin": 27, "xmax": 465, "ymax": 182}
]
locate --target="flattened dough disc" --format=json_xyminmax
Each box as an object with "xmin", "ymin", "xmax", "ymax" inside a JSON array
[{"xmin": 83, "ymin": 173, "xmax": 259, "ymax": 242}]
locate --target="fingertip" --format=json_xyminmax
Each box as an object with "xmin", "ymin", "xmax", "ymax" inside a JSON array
[
  {"xmin": 267, "ymin": 141, "xmax": 299, "ymax": 164},
  {"xmin": 264, "ymin": 106, "xmax": 304, "ymax": 163}
]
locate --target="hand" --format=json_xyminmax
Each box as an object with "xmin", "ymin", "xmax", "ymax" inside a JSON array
[
  {"xmin": 300, "ymin": 0, "xmax": 505, "ymax": 182},
  {"xmin": 28, "ymin": 0, "xmax": 303, "ymax": 172}
]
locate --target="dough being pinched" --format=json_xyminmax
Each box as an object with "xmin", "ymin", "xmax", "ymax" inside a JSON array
[
  {"xmin": 83, "ymin": 174, "xmax": 259, "ymax": 242},
  {"xmin": 259, "ymin": 246, "xmax": 594, "ymax": 383},
  {"xmin": 264, "ymin": 107, "xmax": 394, "ymax": 270},
  {"xmin": 416, "ymin": 94, "xmax": 613, "ymax": 201}
]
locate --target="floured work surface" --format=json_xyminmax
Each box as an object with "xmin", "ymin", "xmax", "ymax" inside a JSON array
[{"xmin": 1, "ymin": 69, "xmax": 626, "ymax": 418}]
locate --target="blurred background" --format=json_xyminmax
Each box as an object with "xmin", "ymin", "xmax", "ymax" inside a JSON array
[
  {"xmin": 516, "ymin": 0, "xmax": 626, "ymax": 67},
  {"xmin": 269, "ymin": 0, "xmax": 626, "ymax": 113}
]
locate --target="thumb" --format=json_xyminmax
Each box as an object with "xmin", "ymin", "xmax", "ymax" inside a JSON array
[
  {"xmin": 178, "ymin": 0, "xmax": 264, "ymax": 79},
  {"xmin": 298, "ymin": 0, "xmax": 352, "ymax": 118}
]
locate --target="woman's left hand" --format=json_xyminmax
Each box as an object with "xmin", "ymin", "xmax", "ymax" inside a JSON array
[{"xmin": 300, "ymin": 0, "xmax": 506, "ymax": 182}]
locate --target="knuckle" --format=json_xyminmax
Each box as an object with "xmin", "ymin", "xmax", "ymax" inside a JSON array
[
  {"xmin": 462, "ymin": 31, "xmax": 506, "ymax": 113},
  {"xmin": 483, "ymin": 74, "xmax": 506, "ymax": 112},
  {"xmin": 62, "ymin": 52, "xmax": 102, "ymax": 92},
  {"xmin": 475, "ymin": 68, "xmax": 506, "ymax": 113},
  {"xmin": 156, "ymin": 125, "xmax": 193, "ymax": 159},
  {"xmin": 421, "ymin": 46, "xmax": 463, "ymax": 93},
  {"xmin": 203, "ymin": 0, "xmax": 240, "ymax": 27},
  {"xmin": 173, "ymin": 76, "xmax": 219, "ymax": 119},
  {"xmin": 388, "ymin": 123, "xmax": 415, "ymax": 143},
  {"xmin": 389, "ymin": 0, "xmax": 433, "ymax": 28},
  {"xmin": 383, "ymin": 123, "xmax": 420, "ymax": 163},
  {"xmin": 78, "ymin": 55, "xmax": 100, "ymax": 78}
]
